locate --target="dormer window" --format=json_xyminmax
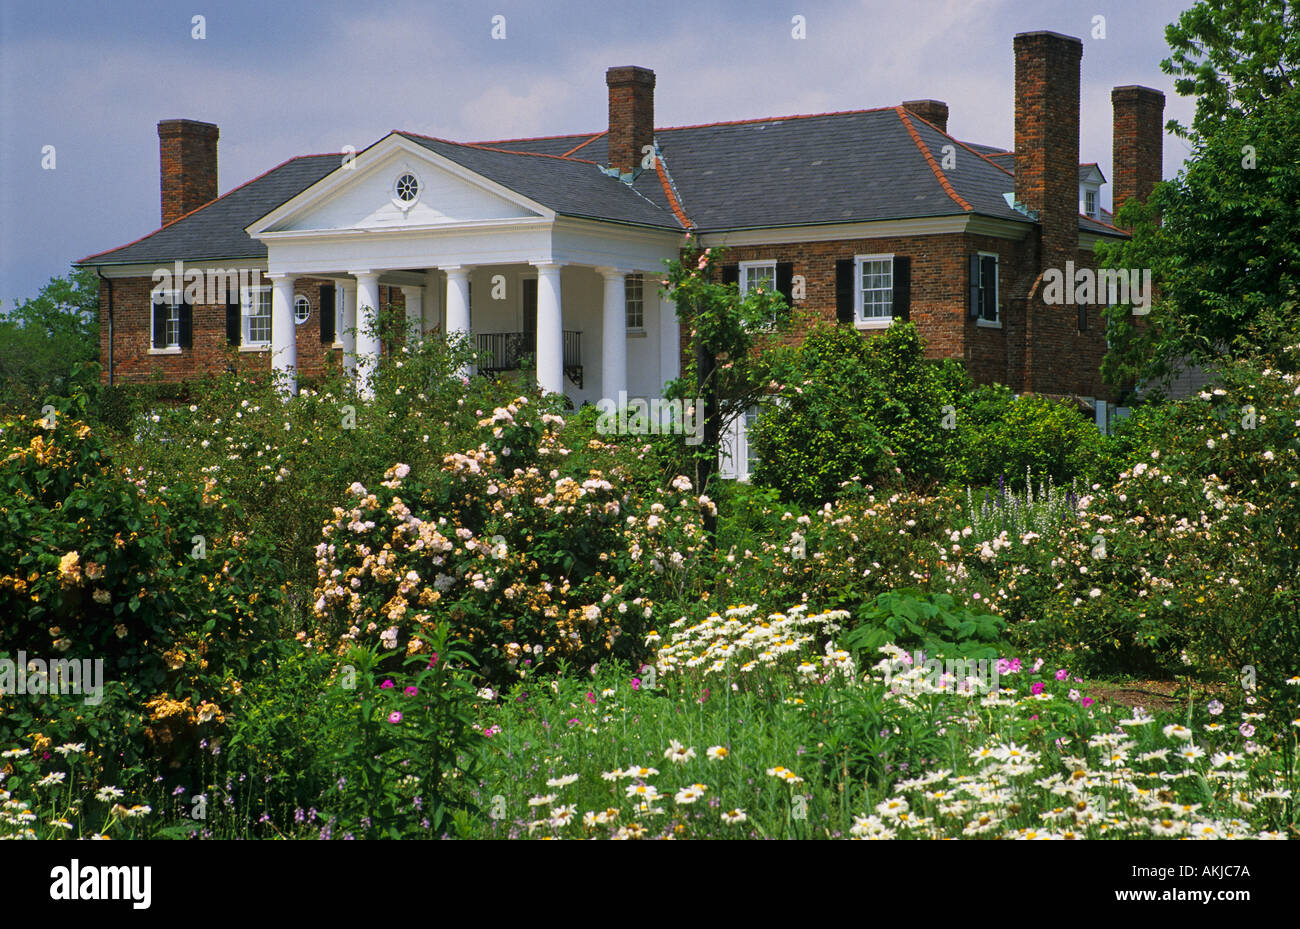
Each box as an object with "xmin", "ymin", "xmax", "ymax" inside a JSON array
[{"xmin": 1084, "ymin": 188, "xmax": 1098, "ymax": 219}]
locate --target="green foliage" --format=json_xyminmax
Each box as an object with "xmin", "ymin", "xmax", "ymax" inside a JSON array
[
  {"xmin": 308, "ymin": 394, "xmax": 712, "ymax": 686},
  {"xmin": 843, "ymin": 589, "xmax": 1008, "ymax": 662},
  {"xmin": 1161, "ymin": 0, "xmax": 1300, "ymax": 142},
  {"xmin": 318, "ymin": 626, "xmax": 482, "ymax": 838},
  {"xmin": 663, "ymin": 244, "xmax": 795, "ymax": 500},
  {"xmin": 1100, "ymin": 83, "xmax": 1300, "ymax": 389},
  {"xmin": 750, "ymin": 321, "xmax": 967, "ymax": 504},
  {"xmin": 955, "ymin": 384, "xmax": 1106, "ymax": 489},
  {"xmin": 0, "ymin": 401, "xmax": 283, "ymax": 779},
  {"xmin": 0, "ymin": 268, "xmax": 100, "ymax": 411}
]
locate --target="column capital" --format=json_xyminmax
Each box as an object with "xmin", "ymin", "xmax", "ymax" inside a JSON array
[
  {"xmin": 348, "ymin": 269, "xmax": 380, "ymax": 280},
  {"xmin": 530, "ymin": 261, "xmax": 564, "ymax": 273},
  {"xmin": 594, "ymin": 265, "xmax": 631, "ymax": 279},
  {"xmin": 441, "ymin": 265, "xmax": 473, "ymax": 278},
  {"xmin": 264, "ymin": 271, "xmax": 295, "ymax": 281}
]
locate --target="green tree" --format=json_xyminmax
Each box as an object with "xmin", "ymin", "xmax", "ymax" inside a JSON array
[
  {"xmin": 1162, "ymin": 0, "xmax": 1299, "ymax": 142},
  {"xmin": 0, "ymin": 267, "xmax": 100, "ymax": 410},
  {"xmin": 662, "ymin": 243, "xmax": 793, "ymax": 532},
  {"xmin": 1098, "ymin": 85, "xmax": 1300, "ymax": 390}
]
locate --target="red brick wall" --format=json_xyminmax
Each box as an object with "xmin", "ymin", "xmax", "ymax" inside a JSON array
[
  {"xmin": 679, "ymin": 229, "xmax": 1116, "ymax": 402},
  {"xmin": 98, "ymin": 275, "xmax": 406, "ymax": 386},
  {"xmin": 606, "ymin": 66, "xmax": 655, "ymax": 175},
  {"xmin": 1111, "ymin": 85, "xmax": 1165, "ymax": 220},
  {"xmin": 158, "ymin": 120, "xmax": 219, "ymax": 227}
]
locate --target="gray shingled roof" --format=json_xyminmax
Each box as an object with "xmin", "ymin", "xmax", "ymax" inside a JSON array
[
  {"xmin": 399, "ymin": 134, "xmax": 681, "ymax": 229},
  {"xmin": 81, "ymin": 154, "xmax": 339, "ymax": 265},
  {"xmin": 81, "ymin": 106, "xmax": 1125, "ymax": 266}
]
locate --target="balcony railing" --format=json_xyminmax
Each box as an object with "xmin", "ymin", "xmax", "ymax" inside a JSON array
[{"xmin": 475, "ymin": 330, "xmax": 584, "ymax": 388}]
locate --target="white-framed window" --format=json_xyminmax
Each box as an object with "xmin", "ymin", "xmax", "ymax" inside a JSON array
[
  {"xmin": 294, "ymin": 294, "xmax": 310, "ymax": 325},
  {"xmin": 739, "ymin": 260, "xmax": 779, "ymax": 330},
  {"xmin": 719, "ymin": 404, "xmax": 761, "ymax": 482},
  {"xmin": 625, "ymin": 273, "xmax": 644, "ymax": 331},
  {"xmin": 744, "ymin": 405, "xmax": 760, "ymax": 477},
  {"xmin": 151, "ymin": 290, "xmax": 182, "ymax": 352},
  {"xmin": 1084, "ymin": 189, "xmax": 1098, "ymax": 219},
  {"xmin": 241, "ymin": 285, "xmax": 272, "ymax": 347},
  {"xmin": 976, "ymin": 252, "xmax": 999, "ymax": 325},
  {"xmin": 856, "ymin": 254, "xmax": 894, "ymax": 325}
]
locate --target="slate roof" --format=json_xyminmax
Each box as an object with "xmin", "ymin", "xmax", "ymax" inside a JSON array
[
  {"xmin": 399, "ymin": 133, "xmax": 682, "ymax": 229},
  {"xmin": 81, "ymin": 154, "xmax": 339, "ymax": 266},
  {"xmin": 80, "ymin": 105, "xmax": 1124, "ymax": 266}
]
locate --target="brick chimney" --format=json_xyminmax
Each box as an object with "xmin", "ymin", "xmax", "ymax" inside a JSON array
[
  {"xmin": 158, "ymin": 119, "xmax": 219, "ymax": 226},
  {"xmin": 902, "ymin": 100, "xmax": 949, "ymax": 134},
  {"xmin": 1014, "ymin": 31, "xmax": 1082, "ymax": 267},
  {"xmin": 606, "ymin": 66, "xmax": 655, "ymax": 176},
  {"xmin": 1111, "ymin": 85, "xmax": 1165, "ymax": 222}
]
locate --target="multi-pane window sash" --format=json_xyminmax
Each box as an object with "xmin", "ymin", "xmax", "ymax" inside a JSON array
[
  {"xmin": 241, "ymin": 286, "xmax": 272, "ymax": 346},
  {"xmin": 739, "ymin": 261, "xmax": 778, "ymax": 329},
  {"xmin": 625, "ymin": 273, "xmax": 644, "ymax": 330},
  {"xmin": 859, "ymin": 257, "xmax": 893, "ymax": 320}
]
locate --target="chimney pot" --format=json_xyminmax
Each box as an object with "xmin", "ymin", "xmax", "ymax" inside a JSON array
[
  {"xmin": 158, "ymin": 118, "xmax": 219, "ymax": 226},
  {"xmin": 606, "ymin": 66, "xmax": 655, "ymax": 176}
]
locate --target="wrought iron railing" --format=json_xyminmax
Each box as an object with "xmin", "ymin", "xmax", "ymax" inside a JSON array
[{"xmin": 475, "ymin": 330, "xmax": 583, "ymax": 387}]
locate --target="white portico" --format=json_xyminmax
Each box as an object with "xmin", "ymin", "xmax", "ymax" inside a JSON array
[{"xmin": 245, "ymin": 132, "xmax": 684, "ymax": 403}]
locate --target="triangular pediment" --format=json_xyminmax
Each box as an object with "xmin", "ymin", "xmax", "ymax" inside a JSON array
[{"xmin": 249, "ymin": 134, "xmax": 549, "ymax": 236}]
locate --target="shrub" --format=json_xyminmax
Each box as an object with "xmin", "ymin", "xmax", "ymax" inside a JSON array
[
  {"xmin": 307, "ymin": 394, "xmax": 713, "ymax": 685},
  {"xmin": 0, "ymin": 404, "xmax": 283, "ymax": 780},
  {"xmin": 750, "ymin": 322, "xmax": 964, "ymax": 503},
  {"xmin": 955, "ymin": 384, "xmax": 1106, "ymax": 489}
]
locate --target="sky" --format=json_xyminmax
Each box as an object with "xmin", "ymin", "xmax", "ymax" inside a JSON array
[{"xmin": 0, "ymin": 0, "xmax": 1199, "ymax": 308}]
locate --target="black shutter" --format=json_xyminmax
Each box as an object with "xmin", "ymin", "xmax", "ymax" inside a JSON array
[
  {"xmin": 835, "ymin": 259, "xmax": 854, "ymax": 324},
  {"xmin": 319, "ymin": 284, "xmax": 336, "ymax": 343},
  {"xmin": 522, "ymin": 278, "xmax": 538, "ymax": 333},
  {"xmin": 968, "ymin": 254, "xmax": 982, "ymax": 319},
  {"xmin": 226, "ymin": 297, "xmax": 241, "ymax": 346},
  {"xmin": 981, "ymin": 256, "xmax": 997, "ymax": 321},
  {"xmin": 892, "ymin": 256, "xmax": 911, "ymax": 322},
  {"xmin": 1078, "ymin": 304, "xmax": 1088, "ymax": 332},
  {"xmin": 152, "ymin": 302, "xmax": 167, "ymax": 348},
  {"xmin": 721, "ymin": 264, "xmax": 740, "ymax": 287},
  {"xmin": 178, "ymin": 302, "xmax": 193, "ymax": 349},
  {"xmin": 776, "ymin": 261, "xmax": 794, "ymax": 304}
]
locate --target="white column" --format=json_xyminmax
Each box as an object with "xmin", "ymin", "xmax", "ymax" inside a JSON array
[
  {"xmin": 533, "ymin": 262, "xmax": 564, "ymax": 395},
  {"xmin": 424, "ymin": 269, "xmax": 441, "ymax": 333},
  {"xmin": 443, "ymin": 266, "xmax": 472, "ymax": 375},
  {"xmin": 444, "ymin": 266, "xmax": 471, "ymax": 339},
  {"xmin": 267, "ymin": 273, "xmax": 298, "ymax": 396},
  {"xmin": 597, "ymin": 267, "xmax": 627, "ymax": 405},
  {"xmin": 401, "ymin": 285, "xmax": 424, "ymax": 343},
  {"xmin": 341, "ymin": 279, "xmax": 358, "ymax": 381},
  {"xmin": 351, "ymin": 271, "xmax": 381, "ymax": 398},
  {"xmin": 658, "ymin": 280, "xmax": 680, "ymax": 388}
]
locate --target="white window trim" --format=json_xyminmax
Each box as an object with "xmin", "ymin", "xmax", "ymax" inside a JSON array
[
  {"xmin": 294, "ymin": 293, "xmax": 310, "ymax": 325},
  {"xmin": 333, "ymin": 286, "xmax": 345, "ymax": 348},
  {"xmin": 241, "ymin": 284, "xmax": 272, "ymax": 348},
  {"xmin": 625, "ymin": 273, "xmax": 646, "ymax": 333},
  {"xmin": 149, "ymin": 289, "xmax": 183, "ymax": 354},
  {"xmin": 854, "ymin": 253, "xmax": 894, "ymax": 329},
  {"xmin": 738, "ymin": 259, "xmax": 779, "ymax": 332},
  {"xmin": 976, "ymin": 251, "xmax": 1000, "ymax": 327}
]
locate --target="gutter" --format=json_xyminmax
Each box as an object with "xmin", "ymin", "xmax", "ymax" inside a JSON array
[{"xmin": 95, "ymin": 266, "xmax": 113, "ymax": 386}]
